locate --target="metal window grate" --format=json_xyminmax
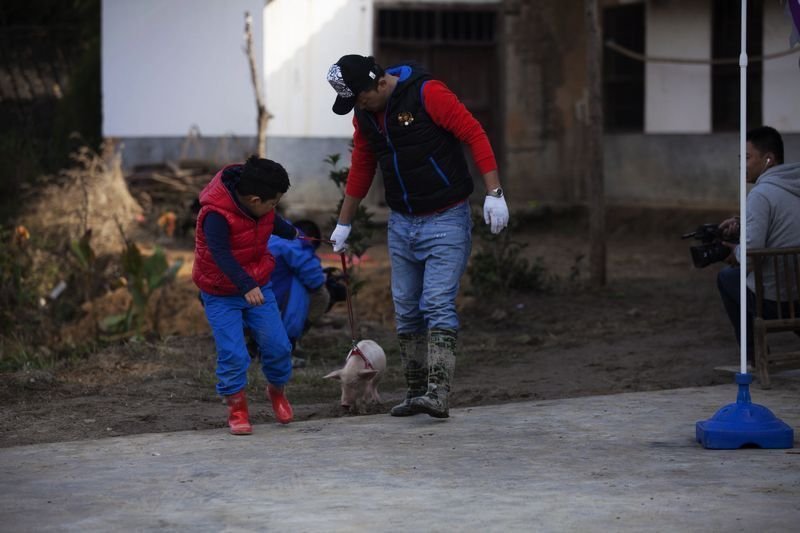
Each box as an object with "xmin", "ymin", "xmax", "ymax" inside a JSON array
[
  {"xmin": 602, "ymin": 4, "xmax": 645, "ymax": 132},
  {"xmin": 377, "ymin": 9, "xmax": 496, "ymax": 44},
  {"xmin": 712, "ymin": 0, "xmax": 762, "ymax": 132}
]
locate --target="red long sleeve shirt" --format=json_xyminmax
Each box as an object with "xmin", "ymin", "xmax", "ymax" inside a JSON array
[{"xmin": 345, "ymin": 80, "xmax": 497, "ymax": 199}]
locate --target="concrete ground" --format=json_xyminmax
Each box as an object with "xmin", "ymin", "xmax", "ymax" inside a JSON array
[{"xmin": 1, "ymin": 383, "xmax": 798, "ymax": 533}]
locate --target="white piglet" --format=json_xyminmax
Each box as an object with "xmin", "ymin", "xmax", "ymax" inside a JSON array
[{"xmin": 323, "ymin": 340, "xmax": 386, "ymax": 411}]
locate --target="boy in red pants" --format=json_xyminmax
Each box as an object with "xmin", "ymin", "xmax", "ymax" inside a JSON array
[{"xmin": 193, "ymin": 156, "xmax": 297, "ymax": 434}]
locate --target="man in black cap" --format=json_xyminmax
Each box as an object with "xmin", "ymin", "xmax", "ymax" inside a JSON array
[{"xmin": 326, "ymin": 54, "xmax": 509, "ymax": 419}]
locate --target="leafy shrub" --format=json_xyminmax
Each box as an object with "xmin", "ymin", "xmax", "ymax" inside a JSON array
[
  {"xmin": 324, "ymin": 152, "xmax": 375, "ymax": 259},
  {"xmin": 0, "ymin": 226, "xmax": 38, "ymax": 335},
  {"xmin": 467, "ymin": 214, "xmax": 549, "ymax": 299},
  {"xmin": 100, "ymin": 237, "xmax": 183, "ymax": 338},
  {"xmin": 324, "ymin": 152, "xmax": 377, "ymax": 296},
  {"xmin": 0, "ymin": 225, "xmax": 81, "ymax": 370}
]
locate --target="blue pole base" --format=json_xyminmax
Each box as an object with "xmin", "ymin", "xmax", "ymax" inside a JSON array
[{"xmin": 696, "ymin": 373, "xmax": 794, "ymax": 449}]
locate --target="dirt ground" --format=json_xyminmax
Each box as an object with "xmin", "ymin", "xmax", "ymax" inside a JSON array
[{"xmin": 2, "ymin": 207, "xmax": 798, "ymax": 448}]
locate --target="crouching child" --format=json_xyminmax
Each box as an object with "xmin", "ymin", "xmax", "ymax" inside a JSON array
[{"xmin": 192, "ymin": 156, "xmax": 298, "ymax": 435}]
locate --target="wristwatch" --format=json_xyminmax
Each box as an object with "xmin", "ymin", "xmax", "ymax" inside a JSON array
[{"xmin": 487, "ymin": 187, "xmax": 504, "ymax": 198}]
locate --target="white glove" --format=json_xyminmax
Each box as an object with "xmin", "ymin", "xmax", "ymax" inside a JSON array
[
  {"xmin": 483, "ymin": 195, "xmax": 509, "ymax": 234},
  {"xmin": 330, "ymin": 223, "xmax": 351, "ymax": 252}
]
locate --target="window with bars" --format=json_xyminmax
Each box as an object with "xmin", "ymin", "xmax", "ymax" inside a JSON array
[
  {"xmin": 712, "ymin": 0, "xmax": 762, "ymax": 132},
  {"xmin": 602, "ymin": 3, "xmax": 645, "ymax": 132},
  {"xmin": 377, "ymin": 9, "xmax": 496, "ymax": 44},
  {"xmin": 374, "ymin": 6, "xmax": 500, "ymax": 178}
]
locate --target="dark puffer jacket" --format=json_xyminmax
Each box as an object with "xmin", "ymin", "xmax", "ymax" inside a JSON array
[{"xmin": 354, "ymin": 65, "xmax": 473, "ymax": 214}]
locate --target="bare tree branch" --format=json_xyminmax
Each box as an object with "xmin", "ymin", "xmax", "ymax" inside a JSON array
[{"xmin": 244, "ymin": 11, "xmax": 271, "ymax": 157}]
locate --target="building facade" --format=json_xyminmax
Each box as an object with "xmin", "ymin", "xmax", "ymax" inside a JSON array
[{"xmin": 102, "ymin": 0, "xmax": 800, "ymax": 213}]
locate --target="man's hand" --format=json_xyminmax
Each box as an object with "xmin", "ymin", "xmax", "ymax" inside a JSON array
[
  {"xmin": 330, "ymin": 223, "xmax": 351, "ymax": 253},
  {"xmin": 483, "ymin": 196, "xmax": 509, "ymax": 234},
  {"xmin": 719, "ymin": 216, "xmax": 740, "ymax": 241},
  {"xmin": 722, "ymin": 241, "xmax": 739, "ymax": 266},
  {"xmin": 244, "ymin": 287, "xmax": 265, "ymax": 306}
]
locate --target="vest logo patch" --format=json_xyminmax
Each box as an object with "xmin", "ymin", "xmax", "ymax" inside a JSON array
[{"xmin": 397, "ymin": 111, "xmax": 414, "ymax": 127}]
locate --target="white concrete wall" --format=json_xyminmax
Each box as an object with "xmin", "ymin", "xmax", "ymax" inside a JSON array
[
  {"xmin": 263, "ymin": 0, "xmax": 499, "ymax": 139},
  {"xmin": 645, "ymin": 0, "xmax": 711, "ymax": 133},
  {"xmin": 102, "ymin": 0, "xmax": 265, "ymax": 137},
  {"xmin": 762, "ymin": 2, "xmax": 800, "ymax": 133},
  {"xmin": 264, "ymin": 0, "xmax": 373, "ymax": 138},
  {"xmin": 374, "ymin": 0, "xmax": 497, "ymax": 4}
]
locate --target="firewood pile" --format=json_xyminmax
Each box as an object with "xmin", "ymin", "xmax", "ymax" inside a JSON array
[
  {"xmin": 125, "ymin": 160, "xmax": 215, "ymax": 238},
  {"xmin": 126, "ymin": 160, "xmax": 214, "ymax": 211}
]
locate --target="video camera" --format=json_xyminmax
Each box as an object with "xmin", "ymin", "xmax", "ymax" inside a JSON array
[{"xmin": 681, "ymin": 223, "xmax": 737, "ymax": 268}]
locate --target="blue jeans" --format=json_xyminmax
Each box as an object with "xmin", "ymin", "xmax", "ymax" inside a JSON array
[
  {"xmin": 388, "ymin": 201, "xmax": 472, "ymax": 334},
  {"xmin": 200, "ymin": 283, "xmax": 293, "ymax": 396},
  {"xmin": 717, "ymin": 266, "xmax": 793, "ymax": 362}
]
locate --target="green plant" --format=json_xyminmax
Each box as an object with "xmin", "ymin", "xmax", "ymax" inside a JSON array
[
  {"xmin": 69, "ymin": 229, "xmax": 98, "ymax": 338},
  {"xmin": 324, "ymin": 153, "xmax": 375, "ymax": 259},
  {"xmin": 324, "ymin": 152, "xmax": 377, "ymax": 296},
  {"xmin": 101, "ymin": 229, "xmax": 183, "ymax": 337},
  {"xmin": 0, "ymin": 225, "xmax": 72, "ymax": 370},
  {"xmin": 0, "ymin": 226, "xmax": 38, "ymax": 334},
  {"xmin": 467, "ymin": 214, "xmax": 549, "ymax": 299},
  {"xmin": 0, "ymin": 334, "xmax": 54, "ymax": 372}
]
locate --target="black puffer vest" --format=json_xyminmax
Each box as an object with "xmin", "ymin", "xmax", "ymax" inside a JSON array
[{"xmin": 354, "ymin": 65, "xmax": 473, "ymax": 214}]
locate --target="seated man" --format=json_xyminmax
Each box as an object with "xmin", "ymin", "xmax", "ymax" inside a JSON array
[
  {"xmin": 717, "ymin": 126, "xmax": 800, "ymax": 362},
  {"xmin": 268, "ymin": 219, "xmax": 342, "ymax": 366}
]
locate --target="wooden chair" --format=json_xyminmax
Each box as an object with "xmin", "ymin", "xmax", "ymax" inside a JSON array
[{"xmin": 748, "ymin": 247, "xmax": 800, "ymax": 388}]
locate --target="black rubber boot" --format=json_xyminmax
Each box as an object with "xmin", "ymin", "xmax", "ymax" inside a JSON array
[
  {"xmin": 390, "ymin": 332, "xmax": 427, "ymax": 417},
  {"xmin": 410, "ymin": 329, "xmax": 456, "ymax": 418}
]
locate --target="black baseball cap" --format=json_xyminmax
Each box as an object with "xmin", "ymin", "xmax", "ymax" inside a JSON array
[{"xmin": 327, "ymin": 55, "xmax": 383, "ymax": 115}]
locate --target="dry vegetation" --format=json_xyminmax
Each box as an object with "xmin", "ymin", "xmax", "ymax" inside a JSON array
[{"xmin": 6, "ymin": 161, "xmax": 794, "ymax": 449}]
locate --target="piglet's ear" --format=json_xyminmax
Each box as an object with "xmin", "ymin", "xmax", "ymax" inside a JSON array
[
  {"xmin": 357, "ymin": 369, "xmax": 378, "ymax": 379},
  {"xmin": 323, "ymin": 369, "xmax": 343, "ymax": 380}
]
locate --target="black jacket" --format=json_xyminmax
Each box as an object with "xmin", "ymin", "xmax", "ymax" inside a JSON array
[{"xmin": 354, "ymin": 65, "xmax": 473, "ymax": 214}]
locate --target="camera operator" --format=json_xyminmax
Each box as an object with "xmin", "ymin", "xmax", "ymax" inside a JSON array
[{"xmin": 716, "ymin": 126, "xmax": 800, "ymax": 363}]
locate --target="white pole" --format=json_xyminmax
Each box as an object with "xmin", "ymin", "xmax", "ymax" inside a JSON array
[{"xmin": 739, "ymin": 0, "xmax": 748, "ymax": 375}]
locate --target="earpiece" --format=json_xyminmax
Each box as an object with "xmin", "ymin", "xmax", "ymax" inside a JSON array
[{"xmin": 767, "ymin": 158, "xmax": 771, "ymax": 163}]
